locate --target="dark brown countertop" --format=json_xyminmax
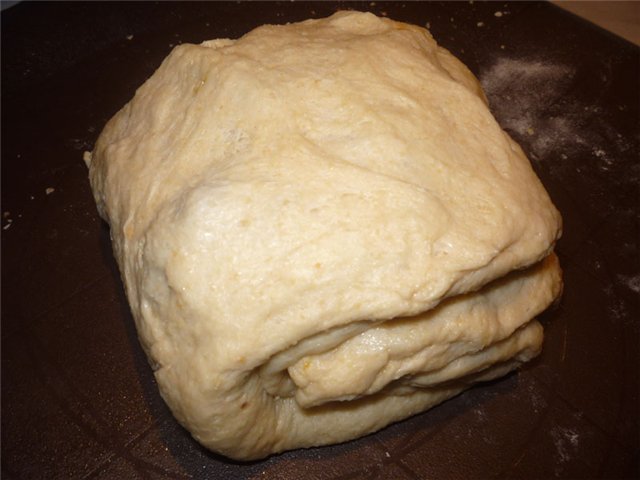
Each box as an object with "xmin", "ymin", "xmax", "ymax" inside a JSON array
[{"xmin": 2, "ymin": 2, "xmax": 638, "ymax": 479}]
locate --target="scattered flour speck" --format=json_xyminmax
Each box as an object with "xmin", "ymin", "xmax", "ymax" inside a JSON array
[
  {"xmin": 473, "ymin": 407, "xmax": 487, "ymax": 421},
  {"xmin": 551, "ymin": 426, "xmax": 580, "ymax": 470},
  {"xmin": 617, "ymin": 274, "xmax": 640, "ymax": 294},
  {"xmin": 528, "ymin": 384, "xmax": 547, "ymax": 412}
]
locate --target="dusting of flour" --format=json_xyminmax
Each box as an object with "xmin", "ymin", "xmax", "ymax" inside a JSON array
[
  {"xmin": 480, "ymin": 58, "xmax": 577, "ymax": 159},
  {"xmin": 550, "ymin": 426, "xmax": 581, "ymax": 476},
  {"xmin": 479, "ymin": 55, "xmax": 639, "ymax": 220},
  {"xmin": 617, "ymin": 274, "xmax": 640, "ymax": 294}
]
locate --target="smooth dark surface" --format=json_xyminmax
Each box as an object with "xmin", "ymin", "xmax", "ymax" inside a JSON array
[{"xmin": 2, "ymin": 2, "xmax": 638, "ymax": 479}]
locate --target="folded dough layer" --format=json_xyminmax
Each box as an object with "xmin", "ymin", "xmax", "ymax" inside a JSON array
[
  {"xmin": 286, "ymin": 254, "xmax": 560, "ymax": 407},
  {"xmin": 86, "ymin": 11, "xmax": 562, "ymax": 459}
]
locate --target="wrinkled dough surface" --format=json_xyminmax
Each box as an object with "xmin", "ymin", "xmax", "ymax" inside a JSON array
[{"xmin": 87, "ymin": 11, "xmax": 562, "ymax": 460}]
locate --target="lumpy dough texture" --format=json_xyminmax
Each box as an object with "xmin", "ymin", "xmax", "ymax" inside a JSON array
[{"xmin": 86, "ymin": 11, "xmax": 562, "ymax": 460}]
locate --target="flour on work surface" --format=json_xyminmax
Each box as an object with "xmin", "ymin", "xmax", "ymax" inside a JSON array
[
  {"xmin": 552, "ymin": 425, "xmax": 580, "ymax": 458},
  {"xmin": 479, "ymin": 57, "xmax": 637, "ymax": 166},
  {"xmin": 480, "ymin": 55, "xmax": 639, "ymax": 213},
  {"xmin": 480, "ymin": 58, "xmax": 577, "ymax": 158},
  {"xmin": 617, "ymin": 274, "xmax": 640, "ymax": 294},
  {"xmin": 550, "ymin": 425, "xmax": 581, "ymax": 475}
]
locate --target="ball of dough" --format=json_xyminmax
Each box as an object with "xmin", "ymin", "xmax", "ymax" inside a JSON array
[{"xmin": 86, "ymin": 11, "xmax": 562, "ymax": 460}]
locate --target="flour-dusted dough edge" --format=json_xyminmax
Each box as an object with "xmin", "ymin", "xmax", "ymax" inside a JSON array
[{"xmin": 88, "ymin": 11, "xmax": 563, "ymax": 459}]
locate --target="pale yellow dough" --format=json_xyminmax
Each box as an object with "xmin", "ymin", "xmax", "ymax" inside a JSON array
[{"xmin": 87, "ymin": 11, "xmax": 562, "ymax": 460}]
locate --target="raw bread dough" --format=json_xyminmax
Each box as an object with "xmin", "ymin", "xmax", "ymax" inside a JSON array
[{"xmin": 86, "ymin": 11, "xmax": 562, "ymax": 460}]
